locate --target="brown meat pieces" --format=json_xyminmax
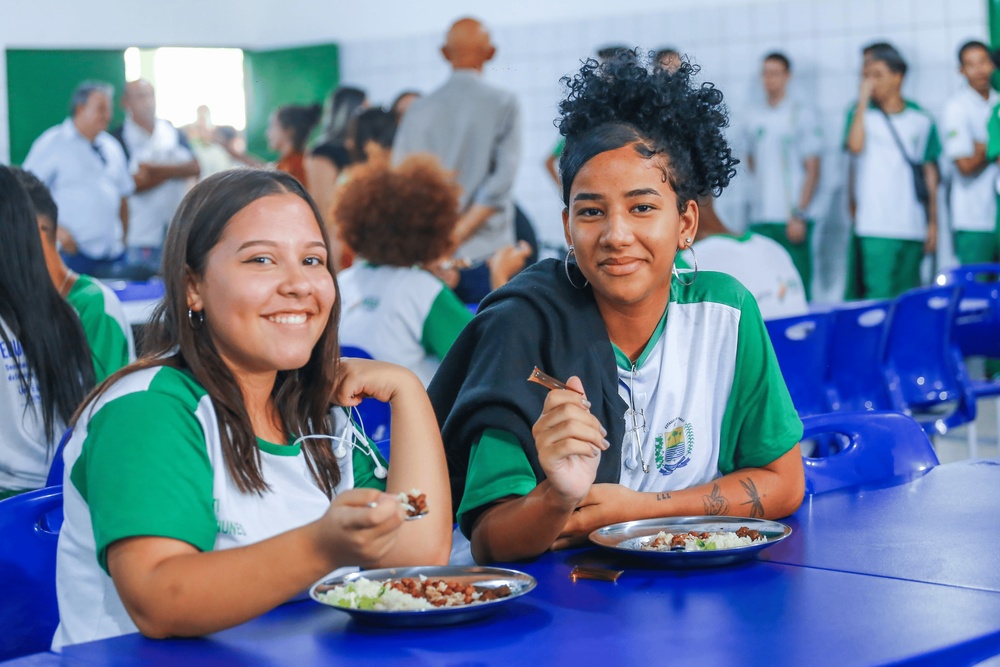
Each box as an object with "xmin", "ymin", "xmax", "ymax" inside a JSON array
[
  {"xmin": 399, "ymin": 491, "xmax": 428, "ymax": 517},
  {"xmin": 388, "ymin": 578, "xmax": 512, "ymax": 607},
  {"xmin": 735, "ymin": 526, "xmax": 762, "ymax": 540}
]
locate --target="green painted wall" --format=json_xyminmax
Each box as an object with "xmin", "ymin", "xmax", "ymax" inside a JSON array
[
  {"xmin": 243, "ymin": 43, "xmax": 339, "ymax": 161},
  {"xmin": 991, "ymin": 0, "xmax": 1000, "ymax": 48},
  {"xmin": 6, "ymin": 49, "xmax": 126, "ymax": 165}
]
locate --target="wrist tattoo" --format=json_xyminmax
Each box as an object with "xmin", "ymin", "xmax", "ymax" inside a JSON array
[
  {"xmin": 739, "ymin": 478, "xmax": 765, "ymax": 518},
  {"xmin": 655, "ymin": 492, "xmax": 672, "ymax": 502},
  {"xmin": 702, "ymin": 483, "xmax": 729, "ymax": 515}
]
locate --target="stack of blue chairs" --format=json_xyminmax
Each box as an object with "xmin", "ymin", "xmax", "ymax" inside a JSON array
[{"xmin": 767, "ymin": 266, "xmax": 1000, "ymax": 458}]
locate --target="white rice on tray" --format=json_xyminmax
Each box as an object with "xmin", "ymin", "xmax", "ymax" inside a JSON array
[
  {"xmin": 641, "ymin": 530, "xmax": 767, "ymax": 552},
  {"xmin": 318, "ymin": 577, "xmax": 433, "ymax": 611},
  {"xmin": 317, "ymin": 575, "xmax": 497, "ymax": 611}
]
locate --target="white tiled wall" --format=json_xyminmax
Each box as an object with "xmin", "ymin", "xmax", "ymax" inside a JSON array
[{"xmin": 341, "ymin": 0, "xmax": 987, "ymax": 302}]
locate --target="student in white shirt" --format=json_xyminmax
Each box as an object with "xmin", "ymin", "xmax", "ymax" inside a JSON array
[
  {"xmin": 429, "ymin": 53, "xmax": 804, "ymax": 565},
  {"xmin": 845, "ymin": 43, "xmax": 941, "ymax": 299},
  {"xmin": 744, "ymin": 52, "xmax": 822, "ymax": 300},
  {"xmin": 0, "ymin": 167, "xmax": 95, "ymax": 499},
  {"xmin": 943, "ymin": 41, "xmax": 998, "ymax": 265},
  {"xmin": 681, "ymin": 198, "xmax": 808, "ymax": 320},
  {"xmin": 335, "ymin": 156, "xmax": 474, "ymax": 387},
  {"xmin": 54, "ymin": 169, "xmax": 451, "ymax": 648}
]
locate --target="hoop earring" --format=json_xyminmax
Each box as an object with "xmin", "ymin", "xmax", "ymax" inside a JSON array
[
  {"xmin": 564, "ymin": 246, "xmax": 589, "ymax": 290},
  {"xmin": 672, "ymin": 244, "xmax": 698, "ymax": 287},
  {"xmin": 188, "ymin": 308, "xmax": 204, "ymax": 329}
]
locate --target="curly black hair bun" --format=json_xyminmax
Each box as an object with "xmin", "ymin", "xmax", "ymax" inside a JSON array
[{"xmin": 557, "ymin": 49, "xmax": 739, "ymax": 209}]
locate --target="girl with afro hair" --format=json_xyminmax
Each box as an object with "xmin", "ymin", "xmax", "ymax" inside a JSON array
[
  {"xmin": 334, "ymin": 155, "xmax": 475, "ymax": 387},
  {"xmin": 428, "ymin": 51, "xmax": 806, "ymax": 564}
]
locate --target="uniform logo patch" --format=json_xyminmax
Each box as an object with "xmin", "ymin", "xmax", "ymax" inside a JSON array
[{"xmin": 654, "ymin": 418, "xmax": 694, "ymax": 476}]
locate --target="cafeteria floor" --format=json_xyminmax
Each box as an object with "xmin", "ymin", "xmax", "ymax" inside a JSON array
[{"xmin": 932, "ymin": 397, "xmax": 1000, "ymax": 463}]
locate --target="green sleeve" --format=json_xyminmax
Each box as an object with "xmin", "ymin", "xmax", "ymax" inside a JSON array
[
  {"xmin": 68, "ymin": 278, "xmax": 133, "ymax": 382},
  {"xmin": 71, "ymin": 391, "xmax": 216, "ymax": 573},
  {"xmin": 420, "ymin": 286, "xmax": 475, "ymax": 360},
  {"xmin": 841, "ymin": 106, "xmax": 857, "ymax": 149},
  {"xmin": 987, "ymin": 104, "xmax": 1000, "ymax": 161},
  {"xmin": 551, "ymin": 137, "xmax": 565, "ymax": 159},
  {"xmin": 351, "ymin": 431, "xmax": 388, "ymax": 491},
  {"xmin": 456, "ymin": 428, "xmax": 537, "ymax": 538},
  {"xmin": 718, "ymin": 293, "xmax": 804, "ymax": 474},
  {"xmin": 923, "ymin": 122, "xmax": 942, "ymax": 163}
]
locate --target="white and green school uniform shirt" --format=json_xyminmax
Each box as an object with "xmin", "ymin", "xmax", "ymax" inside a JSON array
[
  {"xmin": 66, "ymin": 274, "xmax": 135, "ymax": 382},
  {"xmin": 744, "ymin": 96, "xmax": 823, "ymax": 223},
  {"xmin": 680, "ymin": 232, "xmax": 808, "ymax": 320},
  {"xmin": 984, "ymin": 100, "xmax": 1000, "ymax": 195},
  {"xmin": 53, "ymin": 365, "xmax": 387, "ymax": 649},
  {"xmin": 943, "ymin": 85, "xmax": 999, "ymax": 232},
  {"xmin": 844, "ymin": 101, "xmax": 942, "ymax": 241},
  {"xmin": 338, "ymin": 263, "xmax": 474, "ymax": 386},
  {"xmin": 456, "ymin": 272, "xmax": 802, "ymax": 534},
  {"xmin": 0, "ymin": 318, "xmax": 63, "ymax": 494}
]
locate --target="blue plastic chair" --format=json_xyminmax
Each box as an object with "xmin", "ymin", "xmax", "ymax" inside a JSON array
[
  {"xmin": 881, "ymin": 285, "xmax": 975, "ymax": 436},
  {"xmin": 0, "ymin": 486, "xmax": 63, "ymax": 660},
  {"xmin": 937, "ymin": 264, "xmax": 1000, "ymax": 456},
  {"xmin": 766, "ymin": 312, "xmax": 833, "ymax": 417},
  {"xmin": 340, "ymin": 345, "xmax": 391, "ymax": 442},
  {"xmin": 801, "ymin": 412, "xmax": 939, "ymax": 495},
  {"xmin": 826, "ymin": 300, "xmax": 894, "ymax": 412},
  {"xmin": 45, "ymin": 427, "xmax": 72, "ymax": 488},
  {"xmin": 105, "ymin": 278, "xmax": 166, "ymax": 302}
]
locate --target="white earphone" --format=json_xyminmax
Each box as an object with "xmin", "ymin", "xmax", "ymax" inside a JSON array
[{"xmin": 292, "ymin": 406, "xmax": 388, "ymax": 479}]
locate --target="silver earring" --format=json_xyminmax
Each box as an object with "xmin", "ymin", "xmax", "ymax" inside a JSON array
[
  {"xmin": 564, "ymin": 246, "xmax": 589, "ymax": 290},
  {"xmin": 672, "ymin": 244, "xmax": 698, "ymax": 287},
  {"xmin": 187, "ymin": 309, "xmax": 204, "ymax": 329}
]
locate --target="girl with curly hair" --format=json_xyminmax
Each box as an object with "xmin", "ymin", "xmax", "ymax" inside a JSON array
[
  {"xmin": 334, "ymin": 156, "xmax": 475, "ymax": 387},
  {"xmin": 429, "ymin": 52, "xmax": 805, "ymax": 564}
]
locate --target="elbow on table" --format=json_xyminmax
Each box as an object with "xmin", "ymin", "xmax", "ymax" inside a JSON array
[
  {"xmin": 128, "ymin": 605, "xmax": 188, "ymax": 640},
  {"xmin": 774, "ymin": 469, "xmax": 806, "ymax": 518}
]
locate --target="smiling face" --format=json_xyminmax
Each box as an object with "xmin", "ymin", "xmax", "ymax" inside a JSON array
[
  {"xmin": 562, "ymin": 144, "xmax": 698, "ymax": 316},
  {"xmin": 186, "ymin": 192, "xmax": 336, "ymax": 386}
]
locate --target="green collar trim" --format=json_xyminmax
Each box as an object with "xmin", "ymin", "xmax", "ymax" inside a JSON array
[
  {"xmin": 713, "ymin": 231, "xmax": 754, "ymax": 243},
  {"xmin": 611, "ymin": 305, "xmax": 668, "ymax": 370},
  {"xmin": 256, "ymin": 437, "xmax": 301, "ymax": 457}
]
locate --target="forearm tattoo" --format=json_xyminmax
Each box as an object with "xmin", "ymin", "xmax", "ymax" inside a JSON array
[
  {"xmin": 739, "ymin": 478, "xmax": 765, "ymax": 518},
  {"xmin": 702, "ymin": 483, "xmax": 730, "ymax": 515},
  {"xmin": 656, "ymin": 492, "xmax": 672, "ymax": 501}
]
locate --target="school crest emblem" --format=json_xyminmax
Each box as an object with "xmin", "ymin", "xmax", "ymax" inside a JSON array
[{"xmin": 654, "ymin": 418, "xmax": 694, "ymax": 476}]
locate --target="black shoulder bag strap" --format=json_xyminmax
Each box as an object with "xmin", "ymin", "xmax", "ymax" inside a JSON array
[{"xmin": 877, "ymin": 105, "xmax": 930, "ymax": 207}]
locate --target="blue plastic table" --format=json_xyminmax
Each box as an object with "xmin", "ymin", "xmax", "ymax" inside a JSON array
[
  {"xmin": 19, "ymin": 460, "xmax": 1000, "ymax": 667},
  {"xmin": 54, "ymin": 557, "xmax": 1000, "ymax": 666},
  {"xmin": 763, "ymin": 458, "xmax": 1000, "ymax": 592}
]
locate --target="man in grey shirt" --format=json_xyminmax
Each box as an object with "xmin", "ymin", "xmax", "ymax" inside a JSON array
[{"xmin": 393, "ymin": 17, "xmax": 521, "ymax": 301}]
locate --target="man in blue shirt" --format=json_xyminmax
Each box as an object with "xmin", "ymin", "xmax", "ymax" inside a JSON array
[{"xmin": 23, "ymin": 81, "xmax": 134, "ymax": 278}]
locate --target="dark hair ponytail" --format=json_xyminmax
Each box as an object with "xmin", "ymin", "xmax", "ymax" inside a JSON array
[{"xmin": 0, "ymin": 166, "xmax": 95, "ymax": 447}]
